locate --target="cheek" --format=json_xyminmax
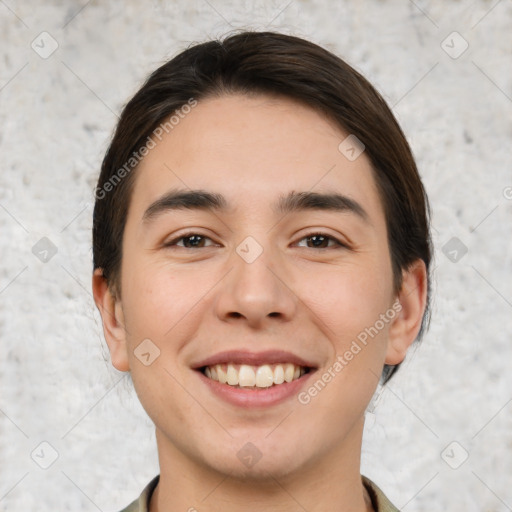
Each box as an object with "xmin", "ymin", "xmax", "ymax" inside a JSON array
[
  {"xmin": 299, "ymin": 257, "xmax": 394, "ymax": 338},
  {"xmin": 120, "ymin": 258, "xmax": 227, "ymax": 371},
  {"xmin": 295, "ymin": 262, "xmax": 394, "ymax": 429}
]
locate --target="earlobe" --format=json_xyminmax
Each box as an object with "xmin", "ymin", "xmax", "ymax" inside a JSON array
[
  {"xmin": 385, "ymin": 259, "xmax": 428, "ymax": 366},
  {"xmin": 92, "ymin": 269, "xmax": 130, "ymax": 372}
]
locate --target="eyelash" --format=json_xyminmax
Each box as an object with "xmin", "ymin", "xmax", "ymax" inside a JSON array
[{"xmin": 163, "ymin": 231, "xmax": 348, "ymax": 250}]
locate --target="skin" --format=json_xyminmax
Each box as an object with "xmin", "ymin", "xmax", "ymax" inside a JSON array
[{"xmin": 93, "ymin": 94, "xmax": 427, "ymax": 512}]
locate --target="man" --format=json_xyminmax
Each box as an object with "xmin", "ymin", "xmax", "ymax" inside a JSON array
[{"xmin": 92, "ymin": 31, "xmax": 431, "ymax": 511}]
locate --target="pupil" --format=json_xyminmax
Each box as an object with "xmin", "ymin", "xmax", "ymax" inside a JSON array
[
  {"xmin": 309, "ymin": 235, "xmax": 326, "ymax": 248},
  {"xmin": 185, "ymin": 235, "xmax": 203, "ymax": 247}
]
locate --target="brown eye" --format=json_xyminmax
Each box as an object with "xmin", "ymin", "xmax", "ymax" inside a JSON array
[
  {"xmin": 296, "ymin": 233, "xmax": 346, "ymax": 249},
  {"xmin": 164, "ymin": 233, "xmax": 216, "ymax": 248}
]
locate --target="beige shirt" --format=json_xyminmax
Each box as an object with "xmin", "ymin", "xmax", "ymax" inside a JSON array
[{"xmin": 118, "ymin": 474, "xmax": 400, "ymax": 511}]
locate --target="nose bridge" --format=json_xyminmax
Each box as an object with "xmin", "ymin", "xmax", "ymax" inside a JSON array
[{"xmin": 215, "ymin": 235, "xmax": 297, "ymax": 327}]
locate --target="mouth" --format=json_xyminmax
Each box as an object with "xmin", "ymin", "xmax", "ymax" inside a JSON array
[
  {"xmin": 192, "ymin": 350, "xmax": 316, "ymax": 407},
  {"xmin": 200, "ymin": 363, "xmax": 310, "ymax": 389}
]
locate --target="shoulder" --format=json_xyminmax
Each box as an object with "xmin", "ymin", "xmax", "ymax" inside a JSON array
[
  {"xmin": 362, "ymin": 475, "xmax": 401, "ymax": 512},
  {"xmin": 117, "ymin": 475, "xmax": 160, "ymax": 512}
]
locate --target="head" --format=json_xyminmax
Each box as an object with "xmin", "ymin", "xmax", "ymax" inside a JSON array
[{"xmin": 92, "ymin": 31, "xmax": 431, "ymax": 481}]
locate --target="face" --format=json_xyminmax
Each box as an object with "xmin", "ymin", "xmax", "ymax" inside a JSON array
[{"xmin": 95, "ymin": 94, "xmax": 424, "ymax": 481}]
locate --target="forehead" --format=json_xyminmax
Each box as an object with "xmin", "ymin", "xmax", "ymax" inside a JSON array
[{"xmin": 129, "ymin": 94, "xmax": 385, "ymax": 224}]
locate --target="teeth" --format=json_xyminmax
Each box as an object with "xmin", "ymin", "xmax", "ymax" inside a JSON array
[
  {"xmin": 218, "ymin": 365, "xmax": 228, "ymax": 384},
  {"xmin": 238, "ymin": 365, "xmax": 255, "ymax": 387},
  {"xmin": 273, "ymin": 364, "xmax": 285, "ymax": 384},
  {"xmin": 255, "ymin": 365, "xmax": 274, "ymax": 388},
  {"xmin": 203, "ymin": 363, "xmax": 307, "ymax": 388},
  {"xmin": 227, "ymin": 363, "xmax": 238, "ymax": 385},
  {"xmin": 284, "ymin": 363, "xmax": 294, "ymax": 383}
]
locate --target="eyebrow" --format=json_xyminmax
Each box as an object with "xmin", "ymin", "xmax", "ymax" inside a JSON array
[{"xmin": 142, "ymin": 189, "xmax": 369, "ymax": 224}]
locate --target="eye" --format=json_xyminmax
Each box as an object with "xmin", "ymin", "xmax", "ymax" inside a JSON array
[
  {"xmin": 163, "ymin": 231, "xmax": 348, "ymax": 250},
  {"xmin": 164, "ymin": 232, "xmax": 217, "ymax": 249},
  {"xmin": 295, "ymin": 232, "xmax": 347, "ymax": 249}
]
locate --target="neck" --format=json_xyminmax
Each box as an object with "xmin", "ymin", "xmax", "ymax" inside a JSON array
[{"xmin": 150, "ymin": 416, "xmax": 373, "ymax": 512}]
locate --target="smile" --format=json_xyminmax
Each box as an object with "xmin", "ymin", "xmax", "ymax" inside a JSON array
[
  {"xmin": 202, "ymin": 363, "xmax": 308, "ymax": 388},
  {"xmin": 193, "ymin": 349, "xmax": 316, "ymax": 407}
]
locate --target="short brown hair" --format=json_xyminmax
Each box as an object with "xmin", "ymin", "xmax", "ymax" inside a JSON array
[{"xmin": 93, "ymin": 30, "xmax": 432, "ymax": 384}]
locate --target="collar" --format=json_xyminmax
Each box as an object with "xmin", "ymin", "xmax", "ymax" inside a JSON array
[{"xmin": 119, "ymin": 474, "xmax": 400, "ymax": 512}]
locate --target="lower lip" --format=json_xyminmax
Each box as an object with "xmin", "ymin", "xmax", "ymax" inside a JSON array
[{"xmin": 196, "ymin": 370, "xmax": 315, "ymax": 408}]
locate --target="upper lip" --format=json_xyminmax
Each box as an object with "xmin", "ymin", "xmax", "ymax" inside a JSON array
[{"xmin": 192, "ymin": 350, "xmax": 317, "ymax": 370}]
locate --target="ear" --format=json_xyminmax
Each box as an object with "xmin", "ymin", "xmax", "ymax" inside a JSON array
[
  {"xmin": 385, "ymin": 259, "xmax": 428, "ymax": 366},
  {"xmin": 92, "ymin": 269, "xmax": 130, "ymax": 372}
]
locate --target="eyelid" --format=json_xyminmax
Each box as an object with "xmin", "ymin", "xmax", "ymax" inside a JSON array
[
  {"xmin": 163, "ymin": 230, "xmax": 350, "ymax": 250},
  {"xmin": 293, "ymin": 232, "xmax": 348, "ymax": 249},
  {"xmin": 163, "ymin": 230, "xmax": 219, "ymax": 248},
  {"xmin": 296, "ymin": 228, "xmax": 354, "ymax": 250}
]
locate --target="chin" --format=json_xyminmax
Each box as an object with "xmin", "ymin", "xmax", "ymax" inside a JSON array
[
  {"xmin": 211, "ymin": 455, "xmax": 304, "ymax": 483},
  {"xmin": 198, "ymin": 436, "xmax": 311, "ymax": 482}
]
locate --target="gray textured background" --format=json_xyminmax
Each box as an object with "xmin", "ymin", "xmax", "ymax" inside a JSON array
[{"xmin": 1, "ymin": 1, "xmax": 511, "ymax": 510}]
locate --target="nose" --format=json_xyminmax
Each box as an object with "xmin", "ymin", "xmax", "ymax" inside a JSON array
[{"xmin": 214, "ymin": 243, "xmax": 298, "ymax": 329}]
